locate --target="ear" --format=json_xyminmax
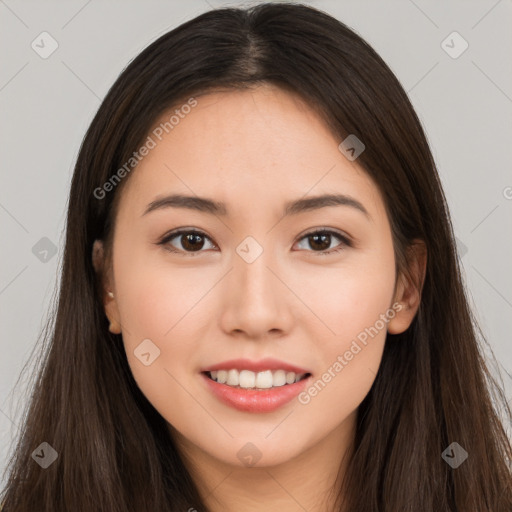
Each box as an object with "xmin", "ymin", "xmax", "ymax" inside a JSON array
[
  {"xmin": 92, "ymin": 239, "xmax": 122, "ymax": 334},
  {"xmin": 387, "ymin": 240, "xmax": 427, "ymax": 335}
]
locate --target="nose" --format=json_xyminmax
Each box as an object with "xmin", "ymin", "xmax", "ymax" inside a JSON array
[{"xmin": 218, "ymin": 248, "xmax": 295, "ymax": 340}]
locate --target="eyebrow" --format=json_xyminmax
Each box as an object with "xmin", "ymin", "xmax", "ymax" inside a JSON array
[{"xmin": 142, "ymin": 193, "xmax": 370, "ymax": 219}]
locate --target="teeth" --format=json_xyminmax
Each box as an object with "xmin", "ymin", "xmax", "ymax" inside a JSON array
[
  {"xmin": 207, "ymin": 369, "xmax": 308, "ymax": 389},
  {"xmin": 226, "ymin": 369, "xmax": 239, "ymax": 386}
]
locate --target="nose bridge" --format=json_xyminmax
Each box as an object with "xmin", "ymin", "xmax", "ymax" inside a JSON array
[
  {"xmin": 234, "ymin": 239, "xmax": 279, "ymax": 308},
  {"xmin": 219, "ymin": 237, "xmax": 293, "ymax": 337}
]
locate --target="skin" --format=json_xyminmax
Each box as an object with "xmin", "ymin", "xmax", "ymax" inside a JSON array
[{"xmin": 93, "ymin": 84, "xmax": 426, "ymax": 512}]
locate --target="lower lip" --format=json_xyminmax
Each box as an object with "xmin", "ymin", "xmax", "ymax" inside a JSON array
[{"xmin": 201, "ymin": 372, "xmax": 311, "ymax": 413}]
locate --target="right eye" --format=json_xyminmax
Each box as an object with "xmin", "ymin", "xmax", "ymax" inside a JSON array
[{"xmin": 158, "ymin": 229, "xmax": 217, "ymax": 256}]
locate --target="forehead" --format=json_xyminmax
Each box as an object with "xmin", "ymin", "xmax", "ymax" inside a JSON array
[{"xmin": 116, "ymin": 85, "xmax": 384, "ymax": 221}]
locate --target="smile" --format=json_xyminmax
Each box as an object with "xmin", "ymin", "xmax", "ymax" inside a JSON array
[{"xmin": 201, "ymin": 371, "xmax": 312, "ymax": 413}]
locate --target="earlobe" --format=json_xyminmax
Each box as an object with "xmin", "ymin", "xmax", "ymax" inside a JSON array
[
  {"xmin": 104, "ymin": 296, "xmax": 122, "ymax": 334},
  {"xmin": 387, "ymin": 240, "xmax": 427, "ymax": 335},
  {"xmin": 105, "ymin": 309, "xmax": 122, "ymax": 334}
]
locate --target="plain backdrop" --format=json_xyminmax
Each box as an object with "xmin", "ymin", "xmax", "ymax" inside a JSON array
[{"xmin": 1, "ymin": 0, "xmax": 511, "ymax": 486}]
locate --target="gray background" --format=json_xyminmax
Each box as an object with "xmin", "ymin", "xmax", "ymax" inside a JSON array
[{"xmin": 1, "ymin": 0, "xmax": 511, "ymax": 484}]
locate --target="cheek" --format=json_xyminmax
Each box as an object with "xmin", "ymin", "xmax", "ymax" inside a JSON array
[
  {"xmin": 115, "ymin": 236, "xmax": 217, "ymax": 341},
  {"xmin": 294, "ymin": 249, "xmax": 395, "ymax": 407},
  {"xmin": 296, "ymin": 250, "xmax": 396, "ymax": 348},
  {"xmin": 116, "ymin": 270, "xmax": 211, "ymax": 428},
  {"xmin": 113, "ymin": 244, "xmax": 214, "ymax": 407}
]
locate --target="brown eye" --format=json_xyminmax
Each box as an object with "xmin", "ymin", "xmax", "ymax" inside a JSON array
[
  {"xmin": 180, "ymin": 233, "xmax": 206, "ymax": 251},
  {"xmin": 160, "ymin": 229, "xmax": 216, "ymax": 255},
  {"xmin": 295, "ymin": 230, "xmax": 351, "ymax": 254},
  {"xmin": 307, "ymin": 233, "xmax": 331, "ymax": 251}
]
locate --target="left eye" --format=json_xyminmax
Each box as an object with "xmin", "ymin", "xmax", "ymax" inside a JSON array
[
  {"xmin": 295, "ymin": 230, "xmax": 350, "ymax": 254},
  {"xmin": 158, "ymin": 229, "xmax": 350, "ymax": 256}
]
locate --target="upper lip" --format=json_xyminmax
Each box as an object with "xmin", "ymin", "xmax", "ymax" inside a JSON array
[{"xmin": 201, "ymin": 358, "xmax": 311, "ymax": 375}]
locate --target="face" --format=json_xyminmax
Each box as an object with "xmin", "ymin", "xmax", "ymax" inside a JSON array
[{"xmin": 95, "ymin": 84, "xmax": 417, "ymax": 469}]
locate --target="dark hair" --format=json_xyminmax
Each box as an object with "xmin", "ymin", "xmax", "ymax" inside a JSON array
[{"xmin": 2, "ymin": 2, "xmax": 511, "ymax": 511}]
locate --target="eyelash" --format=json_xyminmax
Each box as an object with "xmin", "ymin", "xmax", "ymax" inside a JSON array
[{"xmin": 157, "ymin": 228, "xmax": 352, "ymax": 257}]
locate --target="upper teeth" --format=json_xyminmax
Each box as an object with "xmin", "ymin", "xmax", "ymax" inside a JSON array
[{"xmin": 209, "ymin": 369, "xmax": 307, "ymax": 389}]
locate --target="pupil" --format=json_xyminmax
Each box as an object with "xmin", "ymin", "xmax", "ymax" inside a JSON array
[{"xmin": 310, "ymin": 233, "xmax": 330, "ymax": 251}]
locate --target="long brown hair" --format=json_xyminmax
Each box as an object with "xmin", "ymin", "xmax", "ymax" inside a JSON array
[{"xmin": 2, "ymin": 3, "xmax": 511, "ymax": 511}]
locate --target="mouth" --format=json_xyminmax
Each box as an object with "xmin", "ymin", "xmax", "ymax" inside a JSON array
[{"xmin": 200, "ymin": 369, "xmax": 313, "ymax": 413}]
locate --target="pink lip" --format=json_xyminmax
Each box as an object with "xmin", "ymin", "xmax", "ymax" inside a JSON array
[
  {"xmin": 201, "ymin": 372, "xmax": 312, "ymax": 413},
  {"xmin": 201, "ymin": 358, "xmax": 311, "ymax": 374}
]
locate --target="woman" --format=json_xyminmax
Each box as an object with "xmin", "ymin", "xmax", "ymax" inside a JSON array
[{"xmin": 1, "ymin": 2, "xmax": 511, "ymax": 511}]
